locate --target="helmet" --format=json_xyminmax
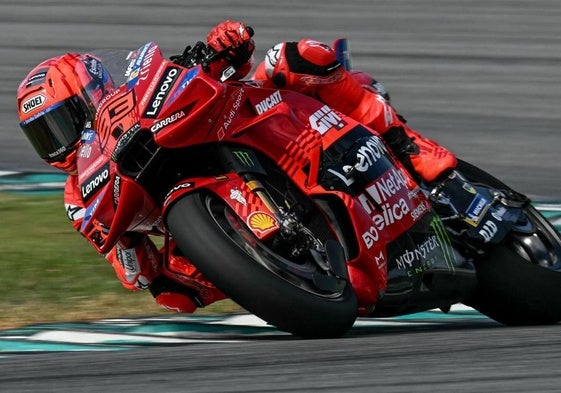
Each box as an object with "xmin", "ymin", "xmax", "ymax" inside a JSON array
[{"xmin": 16, "ymin": 53, "xmax": 114, "ymax": 173}]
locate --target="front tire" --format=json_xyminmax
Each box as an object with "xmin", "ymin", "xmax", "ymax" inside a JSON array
[{"xmin": 165, "ymin": 192, "xmax": 357, "ymax": 338}]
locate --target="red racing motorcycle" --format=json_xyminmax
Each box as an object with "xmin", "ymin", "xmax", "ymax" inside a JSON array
[{"xmin": 78, "ymin": 39, "xmax": 561, "ymax": 338}]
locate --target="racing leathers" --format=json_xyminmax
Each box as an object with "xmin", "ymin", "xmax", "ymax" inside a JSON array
[
  {"xmin": 63, "ymin": 175, "xmax": 225, "ymax": 312},
  {"xmin": 250, "ymin": 38, "xmax": 458, "ymax": 184},
  {"xmin": 63, "ymin": 20, "xmax": 457, "ymax": 315},
  {"xmin": 206, "ymin": 20, "xmax": 457, "ymax": 183}
]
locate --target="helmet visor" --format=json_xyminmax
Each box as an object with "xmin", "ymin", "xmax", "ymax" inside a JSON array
[{"xmin": 20, "ymin": 96, "xmax": 87, "ymax": 162}]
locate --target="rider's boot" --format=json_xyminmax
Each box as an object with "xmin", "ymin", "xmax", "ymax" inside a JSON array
[
  {"xmin": 382, "ymin": 125, "xmax": 458, "ymax": 184},
  {"xmin": 317, "ymin": 70, "xmax": 458, "ymax": 183}
]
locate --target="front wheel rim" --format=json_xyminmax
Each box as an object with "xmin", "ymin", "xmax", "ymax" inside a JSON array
[{"xmin": 204, "ymin": 194, "xmax": 346, "ymax": 298}]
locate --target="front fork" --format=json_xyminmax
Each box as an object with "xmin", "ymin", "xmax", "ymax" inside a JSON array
[
  {"xmin": 222, "ymin": 146, "xmax": 312, "ymax": 243},
  {"xmin": 223, "ymin": 146, "xmax": 347, "ymax": 279}
]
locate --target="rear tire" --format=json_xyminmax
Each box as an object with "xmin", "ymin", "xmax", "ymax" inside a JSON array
[
  {"xmin": 166, "ymin": 192, "xmax": 358, "ymax": 338},
  {"xmin": 458, "ymin": 160, "xmax": 561, "ymax": 325},
  {"xmin": 466, "ymin": 244, "xmax": 561, "ymax": 325}
]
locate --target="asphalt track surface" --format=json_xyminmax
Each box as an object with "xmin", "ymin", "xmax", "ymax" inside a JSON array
[{"xmin": 2, "ymin": 1, "xmax": 561, "ymax": 392}]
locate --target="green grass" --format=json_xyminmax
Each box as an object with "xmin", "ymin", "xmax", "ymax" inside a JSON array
[{"xmin": 0, "ymin": 192, "xmax": 241, "ymax": 329}]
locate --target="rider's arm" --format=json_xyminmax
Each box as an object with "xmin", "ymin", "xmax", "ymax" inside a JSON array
[{"xmin": 63, "ymin": 175, "xmax": 159, "ymax": 291}]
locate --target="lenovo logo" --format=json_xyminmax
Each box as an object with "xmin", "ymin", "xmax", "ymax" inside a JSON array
[{"xmin": 143, "ymin": 66, "xmax": 180, "ymax": 118}]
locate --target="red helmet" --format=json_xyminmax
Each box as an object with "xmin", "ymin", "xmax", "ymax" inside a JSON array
[{"xmin": 16, "ymin": 53, "xmax": 114, "ymax": 173}]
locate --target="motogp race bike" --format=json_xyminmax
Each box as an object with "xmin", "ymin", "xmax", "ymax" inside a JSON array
[{"xmin": 77, "ymin": 39, "xmax": 561, "ymax": 338}]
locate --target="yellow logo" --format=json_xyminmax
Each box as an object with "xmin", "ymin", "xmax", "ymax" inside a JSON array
[{"xmin": 248, "ymin": 212, "xmax": 277, "ymax": 233}]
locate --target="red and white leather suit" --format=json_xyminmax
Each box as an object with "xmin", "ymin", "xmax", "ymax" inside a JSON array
[{"xmin": 63, "ymin": 175, "xmax": 225, "ymax": 312}]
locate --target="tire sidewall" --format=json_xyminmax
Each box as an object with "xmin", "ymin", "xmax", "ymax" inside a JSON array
[{"xmin": 165, "ymin": 192, "xmax": 358, "ymax": 338}]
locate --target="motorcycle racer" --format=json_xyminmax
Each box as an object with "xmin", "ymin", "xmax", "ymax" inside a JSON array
[
  {"xmin": 16, "ymin": 20, "xmax": 457, "ymax": 314},
  {"xmin": 205, "ymin": 21, "xmax": 457, "ymax": 184},
  {"xmin": 16, "ymin": 53, "xmax": 225, "ymax": 313}
]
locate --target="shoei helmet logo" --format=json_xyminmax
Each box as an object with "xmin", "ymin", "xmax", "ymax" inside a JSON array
[{"xmin": 21, "ymin": 94, "xmax": 46, "ymax": 114}]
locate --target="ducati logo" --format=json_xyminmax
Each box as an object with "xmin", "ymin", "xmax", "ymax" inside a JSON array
[{"xmin": 254, "ymin": 91, "xmax": 282, "ymax": 115}]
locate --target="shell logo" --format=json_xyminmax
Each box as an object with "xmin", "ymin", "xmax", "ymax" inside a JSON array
[{"xmin": 247, "ymin": 212, "xmax": 278, "ymax": 234}]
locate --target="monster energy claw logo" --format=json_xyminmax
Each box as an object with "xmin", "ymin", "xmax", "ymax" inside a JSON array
[
  {"xmin": 233, "ymin": 151, "xmax": 254, "ymax": 167},
  {"xmin": 429, "ymin": 216, "xmax": 456, "ymax": 272}
]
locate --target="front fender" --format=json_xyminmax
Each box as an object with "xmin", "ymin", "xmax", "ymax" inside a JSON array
[{"xmin": 162, "ymin": 173, "xmax": 280, "ymax": 240}]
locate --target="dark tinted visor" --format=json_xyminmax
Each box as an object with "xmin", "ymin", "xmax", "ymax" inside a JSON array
[{"xmin": 20, "ymin": 96, "xmax": 87, "ymax": 162}]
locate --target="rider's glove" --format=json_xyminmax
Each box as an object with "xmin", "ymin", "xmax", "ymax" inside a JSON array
[
  {"xmin": 107, "ymin": 232, "xmax": 161, "ymax": 291},
  {"xmin": 207, "ymin": 20, "xmax": 255, "ymax": 79},
  {"xmin": 207, "ymin": 20, "xmax": 254, "ymax": 55}
]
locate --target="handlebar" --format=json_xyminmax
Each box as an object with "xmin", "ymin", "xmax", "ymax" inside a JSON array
[
  {"xmin": 170, "ymin": 41, "xmax": 217, "ymax": 69},
  {"xmin": 170, "ymin": 39, "xmax": 251, "ymax": 82}
]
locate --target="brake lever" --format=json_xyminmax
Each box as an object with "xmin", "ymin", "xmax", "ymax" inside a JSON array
[{"xmin": 172, "ymin": 41, "xmax": 239, "ymax": 81}]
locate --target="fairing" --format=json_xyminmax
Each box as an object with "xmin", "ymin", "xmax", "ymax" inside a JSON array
[{"xmin": 73, "ymin": 40, "xmax": 471, "ymax": 313}]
